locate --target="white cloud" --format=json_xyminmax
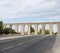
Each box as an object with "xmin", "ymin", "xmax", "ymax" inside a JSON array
[{"xmin": 0, "ymin": 0, "xmax": 60, "ymax": 19}]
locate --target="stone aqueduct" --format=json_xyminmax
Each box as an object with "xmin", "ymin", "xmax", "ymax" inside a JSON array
[{"xmin": 4, "ymin": 22, "xmax": 60, "ymax": 35}]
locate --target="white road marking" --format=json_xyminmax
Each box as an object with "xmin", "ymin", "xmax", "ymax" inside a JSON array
[
  {"xmin": 17, "ymin": 43, "xmax": 24, "ymax": 46},
  {"xmin": 1, "ymin": 46, "xmax": 14, "ymax": 51}
]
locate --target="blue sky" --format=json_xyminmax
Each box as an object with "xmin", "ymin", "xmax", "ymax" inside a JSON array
[{"xmin": 0, "ymin": 0, "xmax": 60, "ymax": 23}]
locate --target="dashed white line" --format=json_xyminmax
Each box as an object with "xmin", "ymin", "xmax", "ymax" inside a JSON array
[
  {"xmin": 17, "ymin": 43, "xmax": 24, "ymax": 46},
  {"xmin": 1, "ymin": 46, "xmax": 14, "ymax": 51}
]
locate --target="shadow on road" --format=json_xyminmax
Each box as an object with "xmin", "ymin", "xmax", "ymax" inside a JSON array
[
  {"xmin": 21, "ymin": 35, "xmax": 57, "ymax": 53},
  {"xmin": 42, "ymin": 35, "xmax": 57, "ymax": 53}
]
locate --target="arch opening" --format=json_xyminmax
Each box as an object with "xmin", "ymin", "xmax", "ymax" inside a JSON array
[
  {"xmin": 24, "ymin": 24, "xmax": 28, "ymax": 35},
  {"xmin": 45, "ymin": 24, "xmax": 49, "ymax": 34},
  {"xmin": 53, "ymin": 24, "xmax": 57, "ymax": 35}
]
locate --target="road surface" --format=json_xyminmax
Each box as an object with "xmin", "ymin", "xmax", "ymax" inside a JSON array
[{"xmin": 0, "ymin": 35, "xmax": 59, "ymax": 53}]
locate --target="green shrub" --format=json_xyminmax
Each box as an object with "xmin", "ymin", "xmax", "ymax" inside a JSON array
[
  {"xmin": 31, "ymin": 26, "xmax": 35, "ymax": 33},
  {"xmin": 0, "ymin": 21, "xmax": 3, "ymax": 34}
]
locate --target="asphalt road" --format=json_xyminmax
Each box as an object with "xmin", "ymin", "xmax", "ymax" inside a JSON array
[{"xmin": 0, "ymin": 35, "xmax": 57, "ymax": 53}]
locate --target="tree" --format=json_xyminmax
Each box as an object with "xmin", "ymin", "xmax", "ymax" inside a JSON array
[
  {"xmin": 31, "ymin": 26, "xmax": 35, "ymax": 33},
  {"xmin": 0, "ymin": 21, "xmax": 16, "ymax": 35},
  {"xmin": 0, "ymin": 21, "xmax": 3, "ymax": 34},
  {"xmin": 3, "ymin": 28, "xmax": 16, "ymax": 34},
  {"xmin": 3, "ymin": 28, "xmax": 10, "ymax": 34},
  {"xmin": 10, "ymin": 29, "xmax": 16, "ymax": 34}
]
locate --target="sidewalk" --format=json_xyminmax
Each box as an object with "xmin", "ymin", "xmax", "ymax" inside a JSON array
[
  {"xmin": 0, "ymin": 34, "xmax": 34, "ymax": 41},
  {"xmin": 52, "ymin": 36, "xmax": 60, "ymax": 53},
  {"xmin": 0, "ymin": 34, "xmax": 50, "ymax": 41}
]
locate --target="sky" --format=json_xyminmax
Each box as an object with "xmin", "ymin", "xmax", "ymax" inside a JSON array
[{"xmin": 0, "ymin": 0, "xmax": 60, "ymax": 23}]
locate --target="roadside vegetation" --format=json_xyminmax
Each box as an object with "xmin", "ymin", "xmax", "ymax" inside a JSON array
[
  {"xmin": 0, "ymin": 21, "xmax": 3, "ymax": 34},
  {"xmin": 31, "ymin": 26, "xmax": 50, "ymax": 34},
  {"xmin": 0, "ymin": 21, "xmax": 16, "ymax": 35}
]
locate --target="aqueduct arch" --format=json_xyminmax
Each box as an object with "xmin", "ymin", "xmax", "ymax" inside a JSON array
[{"xmin": 4, "ymin": 22, "xmax": 60, "ymax": 35}]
